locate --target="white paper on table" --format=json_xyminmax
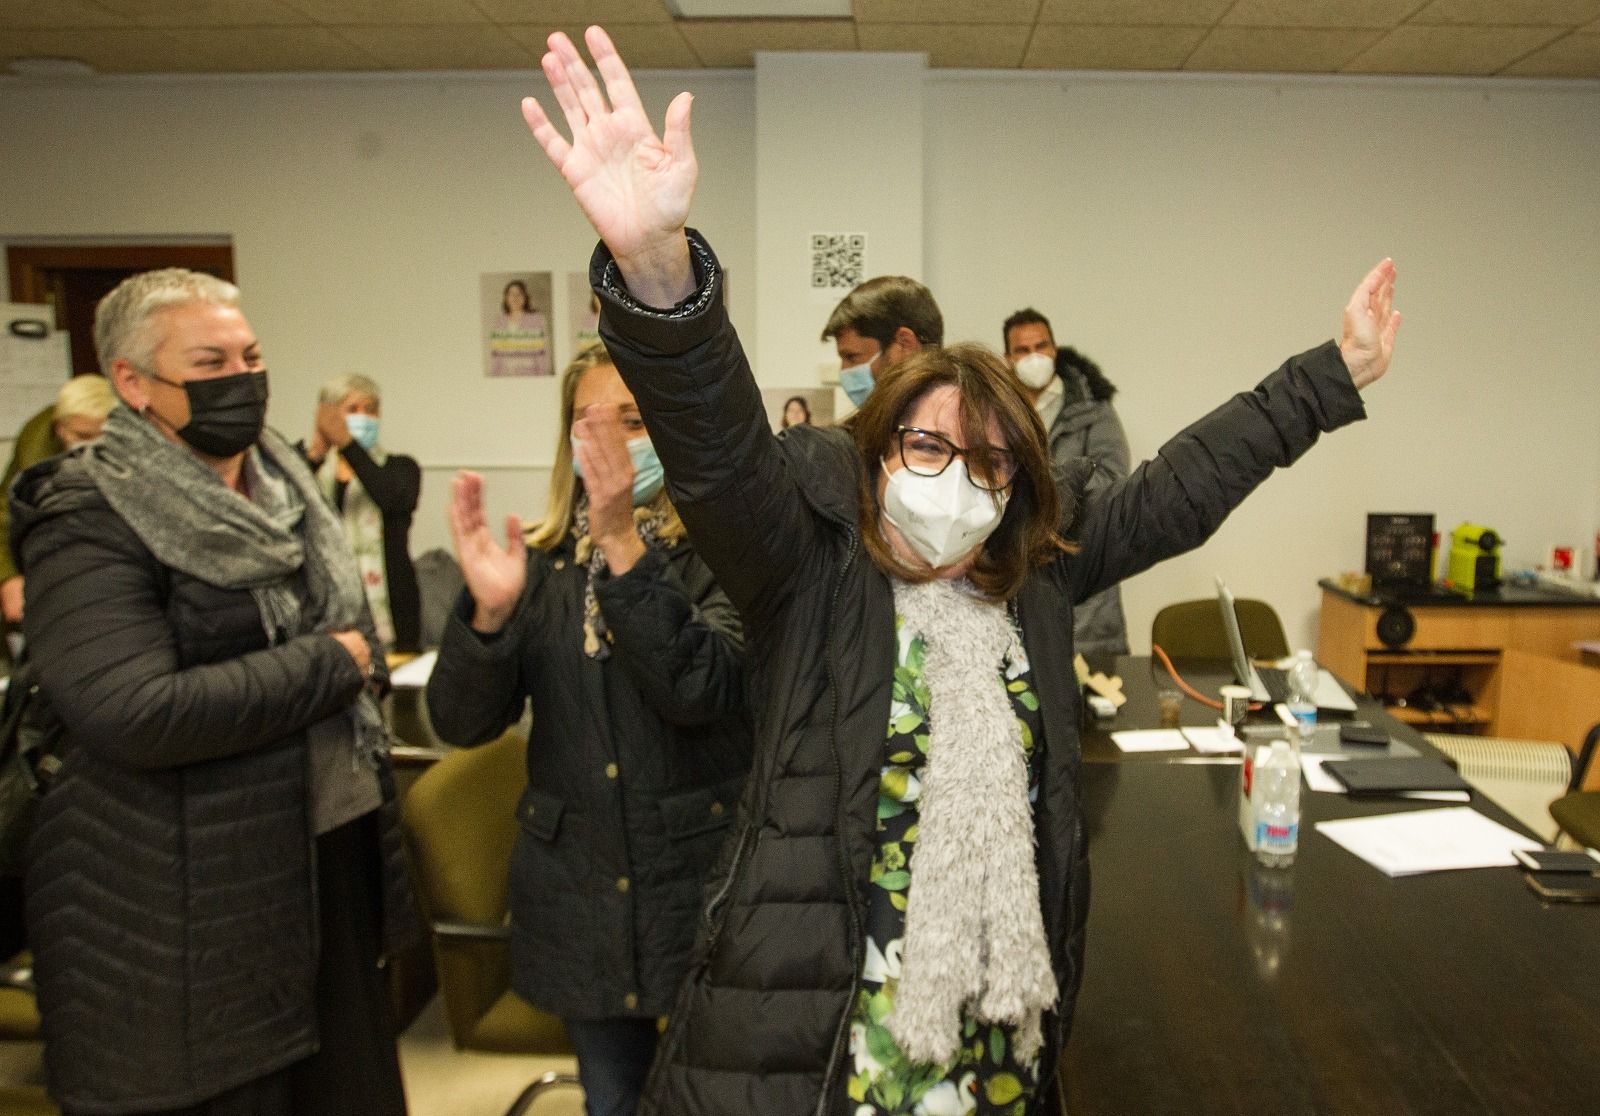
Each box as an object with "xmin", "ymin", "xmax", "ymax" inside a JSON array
[
  {"xmin": 1110, "ymin": 729, "xmax": 1189, "ymax": 753},
  {"xmin": 1314, "ymin": 806, "xmax": 1539, "ymax": 876},
  {"xmin": 1302, "ymin": 754, "xmax": 1469, "ymax": 802},
  {"xmin": 1182, "ymin": 721, "xmax": 1242, "ymax": 755},
  {"xmin": 387, "ymin": 650, "xmax": 438, "ymax": 689}
]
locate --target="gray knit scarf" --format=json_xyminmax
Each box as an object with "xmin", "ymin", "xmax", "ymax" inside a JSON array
[
  {"xmin": 889, "ymin": 577, "xmax": 1058, "ymax": 1066},
  {"xmin": 82, "ymin": 404, "xmax": 387, "ymax": 770}
]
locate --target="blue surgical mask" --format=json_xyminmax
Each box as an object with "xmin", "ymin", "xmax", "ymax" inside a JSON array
[
  {"xmin": 345, "ymin": 413, "xmax": 380, "ymax": 451},
  {"xmin": 571, "ymin": 434, "xmax": 667, "ymax": 507},
  {"xmin": 839, "ymin": 361, "xmax": 875, "ymax": 408}
]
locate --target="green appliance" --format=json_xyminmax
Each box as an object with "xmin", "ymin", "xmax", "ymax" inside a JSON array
[{"xmin": 1448, "ymin": 523, "xmax": 1503, "ymax": 592}]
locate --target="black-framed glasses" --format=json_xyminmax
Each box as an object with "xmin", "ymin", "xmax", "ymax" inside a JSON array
[{"xmin": 894, "ymin": 426, "xmax": 1016, "ymax": 492}]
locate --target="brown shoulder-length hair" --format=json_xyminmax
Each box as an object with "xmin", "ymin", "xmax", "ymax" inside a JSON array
[
  {"xmin": 526, "ymin": 341, "xmax": 686, "ymax": 551},
  {"xmin": 849, "ymin": 342, "xmax": 1072, "ymax": 601}
]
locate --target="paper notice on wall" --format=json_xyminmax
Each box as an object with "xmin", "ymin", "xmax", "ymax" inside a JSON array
[{"xmin": 1, "ymin": 303, "xmax": 70, "ymax": 425}]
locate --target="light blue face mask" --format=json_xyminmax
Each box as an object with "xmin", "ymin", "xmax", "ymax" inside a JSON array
[
  {"xmin": 571, "ymin": 433, "xmax": 666, "ymax": 507},
  {"xmin": 839, "ymin": 361, "xmax": 875, "ymax": 408},
  {"xmin": 344, "ymin": 413, "xmax": 380, "ymax": 451}
]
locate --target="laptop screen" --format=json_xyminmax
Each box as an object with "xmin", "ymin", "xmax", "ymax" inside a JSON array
[{"xmin": 1214, "ymin": 576, "xmax": 1255, "ymax": 686}]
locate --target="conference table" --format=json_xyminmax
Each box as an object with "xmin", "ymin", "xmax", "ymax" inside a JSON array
[{"xmin": 1060, "ymin": 656, "xmax": 1600, "ymax": 1114}]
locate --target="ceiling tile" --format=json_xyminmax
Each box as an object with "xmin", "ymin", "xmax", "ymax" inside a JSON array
[
  {"xmin": 0, "ymin": 1, "xmax": 132, "ymax": 29},
  {"xmin": 1023, "ymin": 23, "xmax": 1207, "ymax": 68},
  {"xmin": 1, "ymin": 27, "xmax": 184, "ymax": 72},
  {"xmin": 1501, "ymin": 28, "xmax": 1600, "ymax": 71},
  {"xmin": 92, "ymin": 0, "xmax": 306, "ymax": 27},
  {"xmin": 1342, "ymin": 24, "xmax": 1565, "ymax": 72},
  {"xmin": 1185, "ymin": 26, "xmax": 1386, "ymax": 70},
  {"xmin": 855, "ymin": 0, "xmax": 1041, "ymax": 24},
  {"xmin": 676, "ymin": 18, "xmax": 856, "ymax": 66},
  {"xmin": 159, "ymin": 26, "xmax": 384, "ymax": 70},
  {"xmin": 1222, "ymin": 0, "xmax": 1427, "ymax": 29},
  {"xmin": 1038, "ymin": 0, "xmax": 1231, "ymax": 24},
  {"xmin": 337, "ymin": 24, "xmax": 533, "ymax": 69},
  {"xmin": 501, "ymin": 23, "xmax": 700, "ymax": 68},
  {"xmin": 1409, "ymin": 1, "xmax": 1600, "ymax": 26},
  {"xmin": 281, "ymin": 0, "xmax": 491, "ymax": 25},
  {"xmin": 473, "ymin": 0, "xmax": 673, "ymax": 24},
  {"xmin": 856, "ymin": 21, "xmax": 1030, "ymax": 66}
]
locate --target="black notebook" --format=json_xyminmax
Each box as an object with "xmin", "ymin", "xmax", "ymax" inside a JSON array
[{"xmin": 1326, "ymin": 757, "xmax": 1471, "ymax": 797}]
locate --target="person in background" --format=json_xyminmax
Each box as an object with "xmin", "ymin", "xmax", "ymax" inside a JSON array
[
  {"xmin": 301, "ymin": 374, "xmax": 423, "ymax": 652},
  {"xmin": 426, "ymin": 341, "xmax": 750, "ymax": 1116},
  {"xmin": 822, "ymin": 275, "xmax": 943, "ymax": 409},
  {"xmin": 1003, "ymin": 308, "xmax": 1132, "ymax": 654},
  {"xmin": 781, "ymin": 394, "xmax": 811, "ymax": 429},
  {"xmin": 1, "ymin": 376, "xmax": 117, "ymax": 627},
  {"xmin": 520, "ymin": 26, "xmax": 1399, "ymax": 1115},
  {"xmin": 10, "ymin": 267, "xmax": 415, "ymax": 1116}
]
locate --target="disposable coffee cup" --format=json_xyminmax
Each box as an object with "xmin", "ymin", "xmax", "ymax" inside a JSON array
[{"xmin": 1220, "ymin": 684, "xmax": 1252, "ymax": 728}]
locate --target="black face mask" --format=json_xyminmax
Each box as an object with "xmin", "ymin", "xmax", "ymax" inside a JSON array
[{"xmin": 151, "ymin": 370, "xmax": 269, "ymax": 458}]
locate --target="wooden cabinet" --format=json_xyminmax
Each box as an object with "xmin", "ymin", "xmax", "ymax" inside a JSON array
[{"xmin": 1318, "ymin": 582, "xmax": 1600, "ymax": 772}]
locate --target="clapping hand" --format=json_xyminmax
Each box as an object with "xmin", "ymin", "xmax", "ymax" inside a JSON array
[
  {"xmin": 520, "ymin": 26, "xmax": 698, "ymax": 308},
  {"xmin": 1339, "ymin": 259, "xmax": 1401, "ymax": 389},
  {"xmin": 448, "ymin": 471, "xmax": 526, "ymax": 634},
  {"xmin": 572, "ymin": 405, "xmax": 647, "ymax": 575}
]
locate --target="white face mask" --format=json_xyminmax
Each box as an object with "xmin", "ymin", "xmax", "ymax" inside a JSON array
[
  {"xmin": 881, "ymin": 458, "xmax": 1009, "ymax": 570},
  {"xmin": 1012, "ymin": 352, "xmax": 1055, "ymax": 391}
]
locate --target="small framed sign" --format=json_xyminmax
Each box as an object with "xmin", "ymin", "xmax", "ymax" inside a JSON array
[{"xmin": 1365, "ymin": 513, "xmax": 1434, "ymax": 589}]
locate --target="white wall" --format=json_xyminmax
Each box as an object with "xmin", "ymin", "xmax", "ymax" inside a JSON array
[
  {"xmin": 924, "ymin": 71, "xmax": 1600, "ymax": 651},
  {"xmin": 3, "ymin": 65, "xmax": 1597, "ymax": 654}
]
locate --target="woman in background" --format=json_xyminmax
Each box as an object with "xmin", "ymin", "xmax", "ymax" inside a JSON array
[
  {"xmin": 302, "ymin": 374, "xmax": 422, "ymax": 652},
  {"xmin": 426, "ymin": 342, "xmax": 750, "ymax": 1116}
]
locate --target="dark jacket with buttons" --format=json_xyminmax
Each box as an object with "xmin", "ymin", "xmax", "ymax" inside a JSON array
[
  {"xmin": 10, "ymin": 450, "xmax": 415, "ymax": 1116},
  {"xmin": 425, "ymin": 535, "xmax": 750, "ymax": 1020},
  {"xmin": 589, "ymin": 232, "xmax": 1368, "ymax": 1116}
]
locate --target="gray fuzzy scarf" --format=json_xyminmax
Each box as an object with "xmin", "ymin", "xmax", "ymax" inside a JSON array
[
  {"xmin": 82, "ymin": 404, "xmax": 386, "ymax": 770},
  {"xmin": 889, "ymin": 577, "xmax": 1058, "ymax": 1066}
]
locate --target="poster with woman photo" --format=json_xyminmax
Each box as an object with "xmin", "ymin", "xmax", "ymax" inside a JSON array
[
  {"xmin": 761, "ymin": 387, "xmax": 834, "ymax": 433},
  {"xmin": 567, "ymin": 271, "xmax": 601, "ymax": 356},
  {"xmin": 483, "ymin": 272, "xmax": 554, "ymax": 377}
]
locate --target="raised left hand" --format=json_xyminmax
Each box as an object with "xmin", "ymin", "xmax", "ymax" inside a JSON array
[
  {"xmin": 572, "ymin": 403, "xmax": 646, "ymax": 575},
  {"xmin": 315, "ymin": 401, "xmax": 352, "ymax": 451},
  {"xmin": 1339, "ymin": 259, "xmax": 1401, "ymax": 390}
]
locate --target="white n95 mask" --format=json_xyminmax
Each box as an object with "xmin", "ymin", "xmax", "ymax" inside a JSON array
[
  {"xmin": 881, "ymin": 458, "xmax": 1009, "ymax": 569},
  {"xmin": 1012, "ymin": 352, "xmax": 1055, "ymax": 391}
]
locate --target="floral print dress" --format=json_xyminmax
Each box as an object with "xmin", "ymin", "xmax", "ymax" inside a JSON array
[{"xmin": 846, "ymin": 614, "xmax": 1047, "ymax": 1116}]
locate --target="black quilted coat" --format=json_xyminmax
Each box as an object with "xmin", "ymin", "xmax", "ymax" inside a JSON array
[
  {"xmin": 425, "ymin": 538, "xmax": 750, "ymax": 1021},
  {"xmin": 10, "ymin": 452, "xmax": 416, "ymax": 1115},
  {"xmin": 590, "ymin": 233, "xmax": 1367, "ymax": 1116}
]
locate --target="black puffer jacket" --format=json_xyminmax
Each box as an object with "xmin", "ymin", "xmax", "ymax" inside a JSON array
[
  {"xmin": 425, "ymin": 534, "xmax": 749, "ymax": 1021},
  {"xmin": 591, "ymin": 233, "xmax": 1367, "ymax": 1116},
  {"xmin": 10, "ymin": 451, "xmax": 415, "ymax": 1116}
]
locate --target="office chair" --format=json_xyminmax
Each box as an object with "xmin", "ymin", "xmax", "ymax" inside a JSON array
[
  {"xmin": 401, "ymin": 731, "xmax": 581, "ymax": 1116},
  {"xmin": 0, "ymin": 952, "xmax": 55, "ymax": 1115},
  {"xmin": 1151, "ymin": 598, "xmax": 1290, "ymax": 662},
  {"xmin": 1549, "ymin": 723, "xmax": 1600, "ymax": 850}
]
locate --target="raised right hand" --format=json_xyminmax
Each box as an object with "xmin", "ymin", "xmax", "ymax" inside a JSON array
[
  {"xmin": 520, "ymin": 26, "xmax": 697, "ymax": 307},
  {"xmin": 448, "ymin": 471, "xmax": 526, "ymax": 633}
]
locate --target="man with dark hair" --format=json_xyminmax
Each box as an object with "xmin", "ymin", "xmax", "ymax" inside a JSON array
[
  {"xmin": 1003, "ymin": 307, "xmax": 1133, "ymax": 654},
  {"xmin": 822, "ymin": 276, "xmax": 944, "ymax": 409}
]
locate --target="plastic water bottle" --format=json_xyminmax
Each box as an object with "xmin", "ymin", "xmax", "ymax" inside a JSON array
[
  {"xmin": 1286, "ymin": 649, "xmax": 1318, "ymax": 741},
  {"xmin": 1254, "ymin": 739, "xmax": 1300, "ymax": 867}
]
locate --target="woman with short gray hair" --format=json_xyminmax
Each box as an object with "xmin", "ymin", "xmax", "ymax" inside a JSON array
[
  {"xmin": 11, "ymin": 267, "xmax": 414, "ymax": 1116},
  {"xmin": 301, "ymin": 371, "xmax": 423, "ymax": 652}
]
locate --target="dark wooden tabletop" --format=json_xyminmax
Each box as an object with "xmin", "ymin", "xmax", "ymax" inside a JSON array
[{"xmin": 1061, "ymin": 670, "xmax": 1600, "ymax": 1115}]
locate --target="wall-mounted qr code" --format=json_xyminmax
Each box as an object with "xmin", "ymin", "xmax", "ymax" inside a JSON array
[{"xmin": 810, "ymin": 233, "xmax": 866, "ymax": 290}]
